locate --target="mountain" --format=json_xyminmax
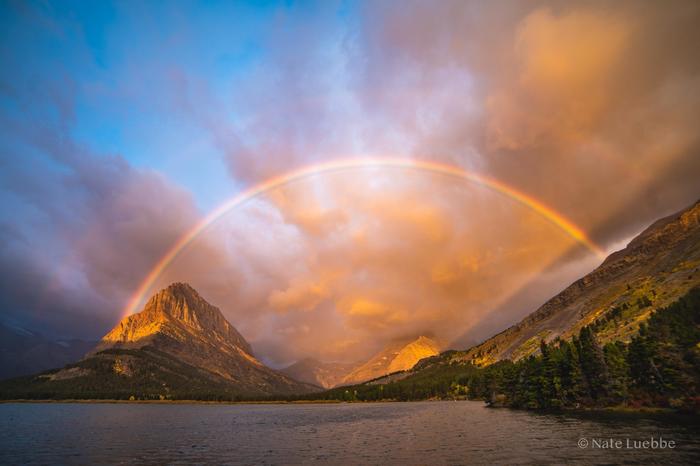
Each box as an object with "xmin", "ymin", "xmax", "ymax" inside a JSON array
[
  {"xmin": 93, "ymin": 282, "xmax": 253, "ymax": 359},
  {"xmin": 341, "ymin": 336, "xmax": 440, "ymax": 385},
  {"xmin": 302, "ymin": 202, "xmax": 700, "ymax": 410},
  {"xmin": 0, "ymin": 323, "xmax": 96, "ymax": 380},
  {"xmin": 281, "ymin": 358, "xmax": 359, "ymax": 389},
  {"xmin": 309, "ymin": 286, "xmax": 700, "ymax": 410},
  {"xmin": 282, "ymin": 336, "xmax": 440, "ymax": 388},
  {"xmin": 0, "ymin": 283, "xmax": 318, "ymax": 400},
  {"xmin": 385, "ymin": 200, "xmax": 700, "ymax": 378}
]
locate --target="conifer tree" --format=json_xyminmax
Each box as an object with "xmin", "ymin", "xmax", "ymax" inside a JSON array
[{"xmin": 577, "ymin": 326, "xmax": 610, "ymax": 401}]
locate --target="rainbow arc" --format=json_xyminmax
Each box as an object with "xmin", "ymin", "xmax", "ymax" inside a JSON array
[{"xmin": 122, "ymin": 157, "xmax": 605, "ymax": 318}]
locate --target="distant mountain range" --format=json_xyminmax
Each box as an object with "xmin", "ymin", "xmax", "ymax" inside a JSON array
[
  {"xmin": 281, "ymin": 359, "xmax": 359, "ymax": 389},
  {"xmin": 340, "ymin": 336, "xmax": 440, "ymax": 385},
  {"xmin": 292, "ymin": 201, "xmax": 699, "ymax": 412},
  {"xmin": 281, "ymin": 336, "xmax": 440, "ymax": 388},
  {"xmin": 0, "ymin": 283, "xmax": 317, "ymax": 399},
  {"xmin": 0, "ymin": 324, "xmax": 96, "ymax": 380}
]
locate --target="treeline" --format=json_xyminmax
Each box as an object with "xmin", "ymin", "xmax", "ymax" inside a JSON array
[
  {"xmin": 288, "ymin": 360, "xmax": 480, "ymax": 402},
  {"xmin": 464, "ymin": 286, "xmax": 699, "ymax": 410},
  {"xmin": 3, "ymin": 289, "xmax": 697, "ymax": 409},
  {"xmin": 292, "ymin": 287, "xmax": 700, "ymax": 411},
  {"xmin": 0, "ymin": 348, "xmax": 257, "ymax": 402}
]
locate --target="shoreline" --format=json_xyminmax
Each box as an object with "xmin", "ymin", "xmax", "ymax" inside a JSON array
[
  {"xmin": 0, "ymin": 398, "xmax": 347, "ymax": 405},
  {"xmin": 1, "ymin": 398, "xmax": 695, "ymax": 417}
]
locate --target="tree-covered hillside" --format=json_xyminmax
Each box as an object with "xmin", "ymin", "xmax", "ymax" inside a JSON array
[
  {"xmin": 296, "ymin": 288, "xmax": 700, "ymax": 411},
  {"xmin": 0, "ymin": 348, "xmax": 292, "ymax": 401},
  {"xmin": 2, "ymin": 288, "xmax": 697, "ymax": 409}
]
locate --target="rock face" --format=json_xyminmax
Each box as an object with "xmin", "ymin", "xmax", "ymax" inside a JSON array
[
  {"xmin": 341, "ymin": 336, "xmax": 440, "ymax": 385},
  {"xmin": 0, "ymin": 283, "xmax": 318, "ymax": 399},
  {"xmin": 451, "ymin": 200, "xmax": 700, "ymax": 366},
  {"xmin": 98, "ymin": 283, "xmax": 251, "ymax": 353},
  {"xmin": 93, "ymin": 282, "xmax": 316, "ymax": 395},
  {"xmin": 93, "ymin": 283, "xmax": 257, "ymax": 376},
  {"xmin": 282, "ymin": 336, "xmax": 440, "ymax": 388},
  {"xmin": 281, "ymin": 358, "xmax": 359, "ymax": 389}
]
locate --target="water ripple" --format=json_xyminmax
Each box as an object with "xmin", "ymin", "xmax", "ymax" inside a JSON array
[{"xmin": 0, "ymin": 401, "xmax": 698, "ymax": 465}]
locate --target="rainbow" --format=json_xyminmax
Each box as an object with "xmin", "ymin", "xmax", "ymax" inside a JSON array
[{"xmin": 122, "ymin": 157, "xmax": 605, "ymax": 318}]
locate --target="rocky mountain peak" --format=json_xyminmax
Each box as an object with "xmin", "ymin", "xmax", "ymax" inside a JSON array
[
  {"xmin": 18, "ymin": 283, "xmax": 319, "ymax": 397},
  {"xmin": 603, "ymin": 200, "xmax": 700, "ymax": 267},
  {"xmin": 341, "ymin": 335, "xmax": 440, "ymax": 385},
  {"xmin": 144, "ymin": 282, "xmax": 223, "ymax": 328},
  {"xmin": 97, "ymin": 282, "xmax": 252, "ymax": 355},
  {"xmin": 386, "ymin": 336, "xmax": 441, "ymax": 374}
]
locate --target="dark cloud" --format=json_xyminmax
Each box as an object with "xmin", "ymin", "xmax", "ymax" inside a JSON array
[{"xmin": 0, "ymin": 33, "xmax": 200, "ymax": 338}]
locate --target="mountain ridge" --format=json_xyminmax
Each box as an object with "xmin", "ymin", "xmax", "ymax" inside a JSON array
[
  {"xmin": 281, "ymin": 358, "xmax": 359, "ymax": 389},
  {"xmin": 0, "ymin": 323, "xmax": 96, "ymax": 380},
  {"xmin": 424, "ymin": 199, "xmax": 700, "ymax": 369},
  {"xmin": 0, "ymin": 283, "xmax": 319, "ymax": 399},
  {"xmin": 96, "ymin": 282, "xmax": 253, "ymax": 355},
  {"xmin": 341, "ymin": 335, "xmax": 440, "ymax": 385},
  {"xmin": 305, "ymin": 201, "xmax": 700, "ymax": 405}
]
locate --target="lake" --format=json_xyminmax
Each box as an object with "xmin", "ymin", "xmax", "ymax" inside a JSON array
[{"xmin": 1, "ymin": 401, "xmax": 698, "ymax": 465}]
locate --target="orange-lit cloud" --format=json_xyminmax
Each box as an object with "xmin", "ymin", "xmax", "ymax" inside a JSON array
[
  {"xmin": 269, "ymin": 279, "xmax": 329, "ymax": 313},
  {"xmin": 486, "ymin": 8, "xmax": 631, "ymax": 150},
  {"xmin": 142, "ymin": 172, "xmax": 597, "ymax": 363},
  {"xmin": 182, "ymin": 1, "xmax": 698, "ymax": 364}
]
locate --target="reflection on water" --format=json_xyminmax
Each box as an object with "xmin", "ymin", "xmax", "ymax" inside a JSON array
[{"xmin": 1, "ymin": 401, "xmax": 698, "ymax": 465}]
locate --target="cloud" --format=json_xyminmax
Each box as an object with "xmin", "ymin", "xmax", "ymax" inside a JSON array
[
  {"xmin": 204, "ymin": 0, "xmax": 700, "ymax": 363},
  {"xmin": 485, "ymin": 8, "xmax": 631, "ymax": 151},
  {"xmin": 0, "ymin": 4, "xmax": 201, "ymax": 336},
  {"xmin": 156, "ymin": 174, "xmax": 593, "ymax": 364},
  {"xmin": 0, "ymin": 136, "xmax": 200, "ymax": 338},
  {"xmin": 268, "ymin": 280, "xmax": 329, "ymax": 313},
  {"xmin": 1, "ymin": 0, "xmax": 699, "ymax": 368},
  {"xmin": 357, "ymin": 1, "xmax": 700, "ymax": 240},
  {"xmin": 339, "ymin": 298, "xmax": 404, "ymax": 331}
]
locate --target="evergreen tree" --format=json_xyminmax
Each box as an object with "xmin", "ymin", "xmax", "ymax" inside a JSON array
[
  {"xmin": 628, "ymin": 323, "xmax": 662, "ymax": 397},
  {"xmin": 558, "ymin": 339, "xmax": 588, "ymax": 406},
  {"xmin": 603, "ymin": 341, "xmax": 630, "ymax": 404},
  {"xmin": 577, "ymin": 326, "xmax": 610, "ymax": 402},
  {"xmin": 537, "ymin": 340, "xmax": 558, "ymax": 407}
]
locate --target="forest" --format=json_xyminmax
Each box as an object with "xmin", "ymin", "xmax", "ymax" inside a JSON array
[
  {"xmin": 2, "ymin": 288, "xmax": 697, "ymax": 411},
  {"xmin": 302, "ymin": 287, "xmax": 700, "ymax": 412}
]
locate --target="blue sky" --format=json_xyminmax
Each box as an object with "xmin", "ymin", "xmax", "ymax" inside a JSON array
[{"xmin": 1, "ymin": 0, "xmax": 356, "ymax": 211}]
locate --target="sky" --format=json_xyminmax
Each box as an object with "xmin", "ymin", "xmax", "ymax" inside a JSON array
[{"xmin": 1, "ymin": 0, "xmax": 699, "ymax": 366}]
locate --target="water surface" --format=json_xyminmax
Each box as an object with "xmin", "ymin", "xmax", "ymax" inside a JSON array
[{"xmin": 1, "ymin": 401, "xmax": 698, "ymax": 465}]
